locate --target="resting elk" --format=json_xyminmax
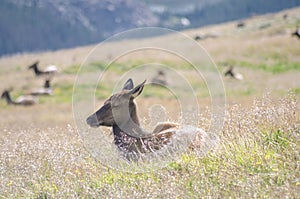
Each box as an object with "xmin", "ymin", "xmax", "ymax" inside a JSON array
[
  {"xmin": 1, "ymin": 89, "xmax": 37, "ymax": 106},
  {"xmin": 28, "ymin": 61, "xmax": 58, "ymax": 79},
  {"xmin": 29, "ymin": 79, "xmax": 53, "ymax": 96},
  {"xmin": 224, "ymin": 66, "xmax": 244, "ymax": 80},
  {"xmin": 86, "ymin": 79, "xmax": 208, "ymax": 160}
]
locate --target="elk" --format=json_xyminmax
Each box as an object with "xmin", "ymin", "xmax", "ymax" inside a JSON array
[
  {"xmin": 1, "ymin": 89, "xmax": 37, "ymax": 106},
  {"xmin": 150, "ymin": 70, "xmax": 167, "ymax": 86},
  {"xmin": 224, "ymin": 66, "xmax": 244, "ymax": 80},
  {"xmin": 236, "ymin": 21, "xmax": 245, "ymax": 28},
  {"xmin": 28, "ymin": 61, "xmax": 58, "ymax": 78},
  {"xmin": 194, "ymin": 32, "xmax": 219, "ymax": 41},
  {"xmin": 292, "ymin": 28, "xmax": 300, "ymax": 39},
  {"xmin": 194, "ymin": 35, "xmax": 203, "ymax": 41},
  {"xmin": 29, "ymin": 79, "xmax": 53, "ymax": 96},
  {"xmin": 86, "ymin": 79, "xmax": 208, "ymax": 160}
]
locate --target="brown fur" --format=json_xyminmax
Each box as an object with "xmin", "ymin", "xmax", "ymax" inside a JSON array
[{"xmin": 86, "ymin": 79, "xmax": 182, "ymax": 159}]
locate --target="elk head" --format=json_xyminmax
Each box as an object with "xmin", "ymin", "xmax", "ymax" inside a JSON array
[{"xmin": 86, "ymin": 79, "xmax": 146, "ymax": 129}]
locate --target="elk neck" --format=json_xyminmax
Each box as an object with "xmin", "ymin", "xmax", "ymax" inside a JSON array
[
  {"xmin": 3, "ymin": 92, "xmax": 16, "ymax": 105},
  {"xmin": 32, "ymin": 65, "xmax": 42, "ymax": 75},
  {"xmin": 112, "ymin": 100, "xmax": 145, "ymax": 139}
]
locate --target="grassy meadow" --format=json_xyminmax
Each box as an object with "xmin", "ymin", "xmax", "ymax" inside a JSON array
[{"xmin": 0, "ymin": 7, "xmax": 300, "ymax": 198}]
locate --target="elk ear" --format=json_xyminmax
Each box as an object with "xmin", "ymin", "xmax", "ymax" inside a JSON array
[
  {"xmin": 129, "ymin": 80, "xmax": 146, "ymax": 98},
  {"xmin": 123, "ymin": 78, "xmax": 134, "ymax": 90}
]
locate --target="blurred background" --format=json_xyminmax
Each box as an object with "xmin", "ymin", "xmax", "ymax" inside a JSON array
[
  {"xmin": 1, "ymin": 0, "xmax": 300, "ymax": 56},
  {"xmin": 0, "ymin": 0, "xmax": 300, "ymax": 127}
]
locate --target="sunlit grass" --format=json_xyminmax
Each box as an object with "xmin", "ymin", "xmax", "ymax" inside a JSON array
[
  {"xmin": 62, "ymin": 62, "xmax": 107, "ymax": 74},
  {"xmin": 294, "ymin": 87, "xmax": 300, "ymax": 95},
  {"xmin": 0, "ymin": 93, "xmax": 298, "ymax": 198},
  {"xmin": 239, "ymin": 61, "xmax": 300, "ymax": 73}
]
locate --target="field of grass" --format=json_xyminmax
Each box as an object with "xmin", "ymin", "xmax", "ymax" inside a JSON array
[
  {"xmin": 0, "ymin": 93, "xmax": 298, "ymax": 198},
  {"xmin": 0, "ymin": 7, "xmax": 300, "ymax": 198}
]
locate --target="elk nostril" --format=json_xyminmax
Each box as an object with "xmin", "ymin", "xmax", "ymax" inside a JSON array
[
  {"xmin": 86, "ymin": 116, "xmax": 93, "ymax": 124},
  {"xmin": 86, "ymin": 114, "xmax": 101, "ymax": 127}
]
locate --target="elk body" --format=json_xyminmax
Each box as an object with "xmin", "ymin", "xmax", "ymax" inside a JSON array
[
  {"xmin": 224, "ymin": 66, "xmax": 244, "ymax": 80},
  {"xmin": 28, "ymin": 61, "xmax": 58, "ymax": 78},
  {"xmin": 292, "ymin": 28, "xmax": 300, "ymax": 39},
  {"xmin": 1, "ymin": 90, "xmax": 37, "ymax": 106},
  {"xmin": 29, "ymin": 79, "xmax": 53, "ymax": 96},
  {"xmin": 86, "ymin": 79, "xmax": 208, "ymax": 160},
  {"xmin": 150, "ymin": 70, "xmax": 167, "ymax": 86}
]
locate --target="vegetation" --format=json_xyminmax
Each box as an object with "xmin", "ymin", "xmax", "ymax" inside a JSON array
[
  {"xmin": 0, "ymin": 0, "xmax": 96, "ymax": 56},
  {"xmin": 0, "ymin": 0, "xmax": 156, "ymax": 56},
  {"xmin": 186, "ymin": 0, "xmax": 300, "ymax": 29},
  {"xmin": 0, "ymin": 93, "xmax": 298, "ymax": 198},
  {"xmin": 1, "ymin": 0, "xmax": 299, "ymax": 56},
  {"xmin": 0, "ymin": 7, "xmax": 299, "ymax": 198},
  {"xmin": 237, "ymin": 61, "xmax": 300, "ymax": 73}
]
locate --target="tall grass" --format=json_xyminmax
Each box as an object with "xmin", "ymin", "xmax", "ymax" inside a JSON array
[{"xmin": 0, "ymin": 92, "xmax": 298, "ymax": 198}]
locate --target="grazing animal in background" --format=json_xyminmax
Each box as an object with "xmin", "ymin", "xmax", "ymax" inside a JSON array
[
  {"xmin": 1, "ymin": 89, "xmax": 37, "ymax": 106},
  {"xmin": 194, "ymin": 35, "xmax": 203, "ymax": 41},
  {"xmin": 292, "ymin": 28, "xmax": 300, "ymax": 39},
  {"xmin": 86, "ymin": 79, "xmax": 208, "ymax": 160},
  {"xmin": 29, "ymin": 79, "xmax": 53, "ymax": 96},
  {"xmin": 28, "ymin": 61, "xmax": 58, "ymax": 78},
  {"xmin": 151, "ymin": 70, "xmax": 167, "ymax": 86},
  {"xmin": 236, "ymin": 21, "xmax": 245, "ymax": 28},
  {"xmin": 224, "ymin": 66, "xmax": 244, "ymax": 80},
  {"xmin": 194, "ymin": 32, "xmax": 219, "ymax": 41}
]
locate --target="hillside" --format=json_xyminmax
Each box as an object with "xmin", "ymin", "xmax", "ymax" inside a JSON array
[
  {"xmin": 144, "ymin": 0, "xmax": 300, "ymax": 28},
  {"xmin": 1, "ymin": 7, "xmax": 299, "ymax": 72},
  {"xmin": 1, "ymin": 0, "xmax": 300, "ymax": 56},
  {"xmin": 0, "ymin": 0, "xmax": 158, "ymax": 56},
  {"xmin": 0, "ymin": 7, "xmax": 300, "ymax": 107}
]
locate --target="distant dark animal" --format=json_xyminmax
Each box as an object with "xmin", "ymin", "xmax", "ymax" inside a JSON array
[
  {"xmin": 283, "ymin": 14, "xmax": 288, "ymax": 20},
  {"xmin": 28, "ymin": 61, "xmax": 58, "ymax": 78},
  {"xmin": 292, "ymin": 28, "xmax": 300, "ymax": 39},
  {"xmin": 236, "ymin": 21, "xmax": 245, "ymax": 28},
  {"xmin": 224, "ymin": 66, "xmax": 243, "ymax": 80},
  {"xmin": 29, "ymin": 79, "xmax": 53, "ymax": 96},
  {"xmin": 194, "ymin": 35, "xmax": 203, "ymax": 41},
  {"xmin": 86, "ymin": 79, "xmax": 208, "ymax": 160},
  {"xmin": 151, "ymin": 70, "xmax": 167, "ymax": 86},
  {"xmin": 1, "ymin": 90, "xmax": 37, "ymax": 106},
  {"xmin": 194, "ymin": 32, "xmax": 219, "ymax": 41}
]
